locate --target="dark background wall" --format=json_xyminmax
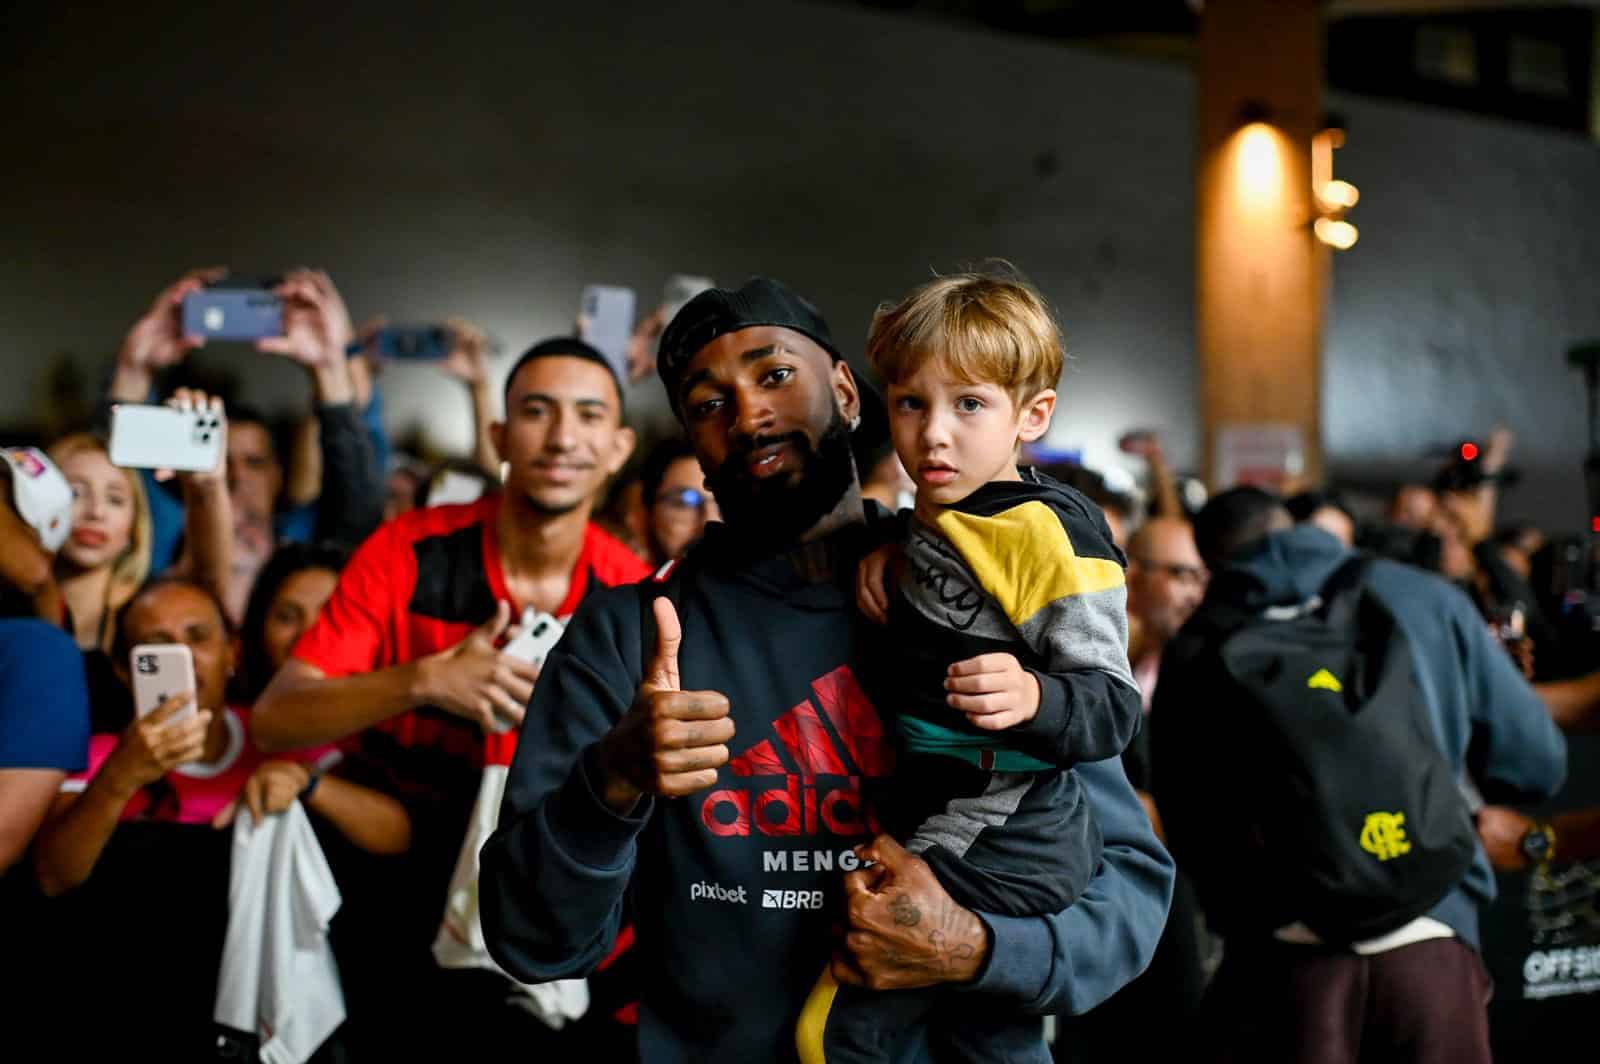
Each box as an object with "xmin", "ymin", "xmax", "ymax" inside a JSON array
[{"xmin": 3, "ymin": 0, "xmax": 1596, "ymax": 529}]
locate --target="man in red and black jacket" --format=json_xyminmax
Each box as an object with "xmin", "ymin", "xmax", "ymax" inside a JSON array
[{"xmin": 254, "ymin": 337, "xmax": 650, "ymax": 1057}]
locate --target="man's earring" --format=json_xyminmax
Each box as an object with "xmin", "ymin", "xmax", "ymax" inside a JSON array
[{"xmin": 849, "ymin": 414, "xmax": 861, "ymax": 432}]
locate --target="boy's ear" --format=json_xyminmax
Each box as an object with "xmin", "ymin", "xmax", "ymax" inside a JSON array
[{"xmin": 1016, "ymin": 389, "xmax": 1056, "ymax": 444}]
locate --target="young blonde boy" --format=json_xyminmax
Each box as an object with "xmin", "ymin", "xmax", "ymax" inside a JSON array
[{"xmin": 800, "ymin": 272, "xmax": 1142, "ymax": 1064}]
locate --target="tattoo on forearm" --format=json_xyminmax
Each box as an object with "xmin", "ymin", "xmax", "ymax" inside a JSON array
[{"xmin": 890, "ymin": 893, "xmax": 921, "ymax": 927}]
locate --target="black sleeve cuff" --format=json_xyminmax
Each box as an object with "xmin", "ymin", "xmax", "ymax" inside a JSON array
[
  {"xmin": 545, "ymin": 744, "xmax": 654, "ymax": 871},
  {"xmin": 1013, "ymin": 668, "xmax": 1071, "ymax": 747}
]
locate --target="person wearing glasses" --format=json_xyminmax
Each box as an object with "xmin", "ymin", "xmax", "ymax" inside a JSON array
[
  {"xmin": 637, "ymin": 439, "xmax": 720, "ymax": 567},
  {"xmin": 1126, "ymin": 517, "xmax": 1209, "ymax": 709}
]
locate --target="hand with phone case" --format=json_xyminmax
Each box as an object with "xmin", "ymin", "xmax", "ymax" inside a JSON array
[
  {"xmin": 101, "ymin": 690, "xmax": 212, "ymax": 797},
  {"xmin": 109, "ymin": 268, "xmax": 229, "ymax": 404},
  {"xmin": 108, "ymin": 388, "xmax": 229, "ymax": 479},
  {"xmin": 437, "ymin": 317, "xmax": 501, "ymax": 476},
  {"xmin": 109, "ymin": 404, "xmax": 226, "ymax": 474},
  {"xmin": 489, "ymin": 610, "xmax": 563, "ymax": 733},
  {"xmin": 415, "ymin": 601, "xmax": 541, "ymax": 734},
  {"xmin": 440, "ymin": 318, "xmax": 489, "ymax": 380},
  {"xmin": 578, "ymin": 285, "xmax": 636, "ymax": 385},
  {"xmin": 259, "ymin": 270, "xmax": 357, "ymax": 405}
]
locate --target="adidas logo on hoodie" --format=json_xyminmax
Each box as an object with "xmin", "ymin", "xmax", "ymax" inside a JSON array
[{"xmin": 698, "ymin": 666, "xmax": 893, "ymax": 839}]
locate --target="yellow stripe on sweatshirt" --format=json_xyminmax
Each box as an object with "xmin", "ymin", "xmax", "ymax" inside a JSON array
[
  {"xmin": 935, "ymin": 500, "xmax": 1124, "ymax": 627},
  {"xmin": 796, "ymin": 968, "xmax": 840, "ymax": 1064}
]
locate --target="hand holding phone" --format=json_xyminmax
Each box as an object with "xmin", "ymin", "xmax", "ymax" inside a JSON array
[
  {"xmin": 491, "ymin": 611, "xmax": 564, "ymax": 734},
  {"xmin": 577, "ymin": 285, "xmax": 636, "ymax": 385},
  {"xmin": 130, "ymin": 643, "xmax": 198, "ymax": 723},
  {"xmin": 105, "ymin": 687, "xmax": 209, "ymax": 794},
  {"xmin": 502, "ymin": 611, "xmax": 564, "ymax": 669},
  {"xmin": 120, "ymin": 269, "xmax": 228, "ymax": 378},
  {"xmin": 109, "ymin": 404, "xmax": 225, "ymax": 473},
  {"xmin": 353, "ymin": 324, "xmax": 454, "ymax": 361}
]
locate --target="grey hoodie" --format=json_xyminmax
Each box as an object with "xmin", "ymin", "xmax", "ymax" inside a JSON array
[{"xmin": 1150, "ymin": 525, "xmax": 1566, "ymax": 948}]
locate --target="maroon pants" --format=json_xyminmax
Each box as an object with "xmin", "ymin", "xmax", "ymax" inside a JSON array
[{"xmin": 1201, "ymin": 937, "xmax": 1493, "ymax": 1064}]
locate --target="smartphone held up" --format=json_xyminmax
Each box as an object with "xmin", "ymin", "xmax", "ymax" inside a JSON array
[
  {"xmin": 130, "ymin": 643, "xmax": 197, "ymax": 723},
  {"xmin": 578, "ymin": 285, "xmax": 636, "ymax": 384},
  {"xmin": 181, "ymin": 282, "xmax": 284, "ymax": 342},
  {"xmin": 347, "ymin": 325, "xmax": 456, "ymax": 361},
  {"xmin": 108, "ymin": 404, "xmax": 224, "ymax": 473}
]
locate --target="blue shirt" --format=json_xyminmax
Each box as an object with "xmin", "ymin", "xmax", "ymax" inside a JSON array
[{"xmin": 0, "ymin": 620, "xmax": 90, "ymax": 772}]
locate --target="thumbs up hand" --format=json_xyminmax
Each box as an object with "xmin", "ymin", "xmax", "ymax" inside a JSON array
[{"xmin": 596, "ymin": 597, "xmax": 734, "ymax": 813}]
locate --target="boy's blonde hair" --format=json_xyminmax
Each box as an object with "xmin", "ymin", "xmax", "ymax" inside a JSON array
[{"xmin": 865, "ymin": 270, "xmax": 1064, "ymax": 407}]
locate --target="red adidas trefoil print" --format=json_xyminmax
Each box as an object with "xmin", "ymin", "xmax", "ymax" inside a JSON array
[{"xmin": 698, "ymin": 665, "xmax": 894, "ymax": 839}]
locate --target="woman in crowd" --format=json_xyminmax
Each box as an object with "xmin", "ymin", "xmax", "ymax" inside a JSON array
[
  {"xmin": 637, "ymin": 437, "xmax": 719, "ymax": 566},
  {"xmin": 46, "ymin": 431, "xmax": 152, "ymax": 654},
  {"xmin": 232, "ymin": 541, "xmax": 348, "ymax": 706},
  {"xmin": 24, "ymin": 576, "xmax": 406, "ymax": 1056},
  {"xmin": 32, "ymin": 576, "xmax": 409, "ymax": 899},
  {"xmin": 51, "ymin": 390, "xmax": 234, "ymax": 652},
  {"xmin": 50, "ymin": 390, "xmax": 234, "ymax": 730}
]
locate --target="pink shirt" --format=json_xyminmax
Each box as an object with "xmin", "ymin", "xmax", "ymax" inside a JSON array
[
  {"xmin": 62, "ymin": 706, "xmax": 339, "ymax": 826},
  {"xmin": 1134, "ymin": 652, "xmax": 1161, "ymax": 716}
]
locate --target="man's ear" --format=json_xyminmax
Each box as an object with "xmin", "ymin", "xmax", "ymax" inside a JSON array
[
  {"xmin": 606, "ymin": 426, "xmax": 637, "ymax": 477},
  {"xmin": 832, "ymin": 361, "xmax": 861, "ymax": 426},
  {"xmin": 488, "ymin": 420, "xmax": 507, "ymax": 465},
  {"xmin": 1017, "ymin": 389, "xmax": 1056, "ymax": 444}
]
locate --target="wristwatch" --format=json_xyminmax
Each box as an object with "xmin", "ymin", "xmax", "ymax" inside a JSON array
[{"xmin": 1520, "ymin": 820, "xmax": 1558, "ymax": 866}]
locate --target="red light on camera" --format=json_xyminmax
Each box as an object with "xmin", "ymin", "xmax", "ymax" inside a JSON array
[
  {"xmin": 1592, "ymin": 516, "xmax": 1600, "ymax": 534},
  {"xmin": 1459, "ymin": 442, "xmax": 1479, "ymax": 461}
]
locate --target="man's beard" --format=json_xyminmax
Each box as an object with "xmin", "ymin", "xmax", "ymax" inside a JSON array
[{"xmin": 704, "ymin": 408, "xmax": 855, "ymax": 552}]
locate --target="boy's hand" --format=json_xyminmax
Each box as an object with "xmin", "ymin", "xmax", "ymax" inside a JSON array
[
  {"xmin": 856, "ymin": 544, "xmax": 898, "ymax": 625},
  {"xmin": 945, "ymin": 653, "xmax": 1040, "ymax": 730}
]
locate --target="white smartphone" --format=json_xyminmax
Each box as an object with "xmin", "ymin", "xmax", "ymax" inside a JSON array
[
  {"xmin": 502, "ymin": 611, "xmax": 564, "ymax": 669},
  {"xmin": 109, "ymin": 404, "xmax": 224, "ymax": 473},
  {"xmin": 129, "ymin": 643, "xmax": 197, "ymax": 723},
  {"xmin": 577, "ymin": 285, "xmax": 636, "ymax": 383},
  {"xmin": 485, "ymin": 612, "xmax": 564, "ymax": 734},
  {"xmin": 427, "ymin": 469, "xmax": 487, "ymax": 508},
  {"xmin": 661, "ymin": 274, "xmax": 714, "ymax": 318}
]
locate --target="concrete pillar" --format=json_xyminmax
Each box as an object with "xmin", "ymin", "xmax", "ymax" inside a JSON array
[{"xmin": 1196, "ymin": 0, "xmax": 1327, "ymax": 489}]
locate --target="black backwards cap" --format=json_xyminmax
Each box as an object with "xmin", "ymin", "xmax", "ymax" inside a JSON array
[
  {"xmin": 656, "ymin": 278, "xmax": 843, "ymax": 414},
  {"xmin": 504, "ymin": 336, "xmax": 626, "ymax": 415}
]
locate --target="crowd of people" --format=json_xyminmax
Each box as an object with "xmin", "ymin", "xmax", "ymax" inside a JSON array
[{"xmin": 0, "ymin": 263, "xmax": 1596, "ymax": 1064}]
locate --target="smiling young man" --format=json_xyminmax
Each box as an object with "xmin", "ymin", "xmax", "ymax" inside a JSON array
[
  {"xmin": 480, "ymin": 278, "xmax": 1172, "ymax": 1063},
  {"xmin": 252, "ymin": 337, "xmax": 650, "ymax": 1054}
]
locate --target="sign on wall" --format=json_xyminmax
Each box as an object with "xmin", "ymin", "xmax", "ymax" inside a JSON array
[{"xmin": 1213, "ymin": 423, "xmax": 1306, "ymax": 492}]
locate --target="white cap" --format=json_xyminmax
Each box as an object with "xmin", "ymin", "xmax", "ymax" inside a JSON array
[{"xmin": 1, "ymin": 446, "xmax": 74, "ymax": 553}]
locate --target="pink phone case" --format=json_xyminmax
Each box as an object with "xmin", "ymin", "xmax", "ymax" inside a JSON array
[{"xmin": 129, "ymin": 643, "xmax": 197, "ymax": 722}]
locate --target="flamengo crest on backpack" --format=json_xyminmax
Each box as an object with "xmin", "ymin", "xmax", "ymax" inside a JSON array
[{"xmin": 1212, "ymin": 557, "xmax": 1477, "ymax": 943}]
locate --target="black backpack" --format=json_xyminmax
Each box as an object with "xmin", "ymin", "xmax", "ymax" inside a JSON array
[{"xmin": 1204, "ymin": 556, "xmax": 1478, "ymax": 943}]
